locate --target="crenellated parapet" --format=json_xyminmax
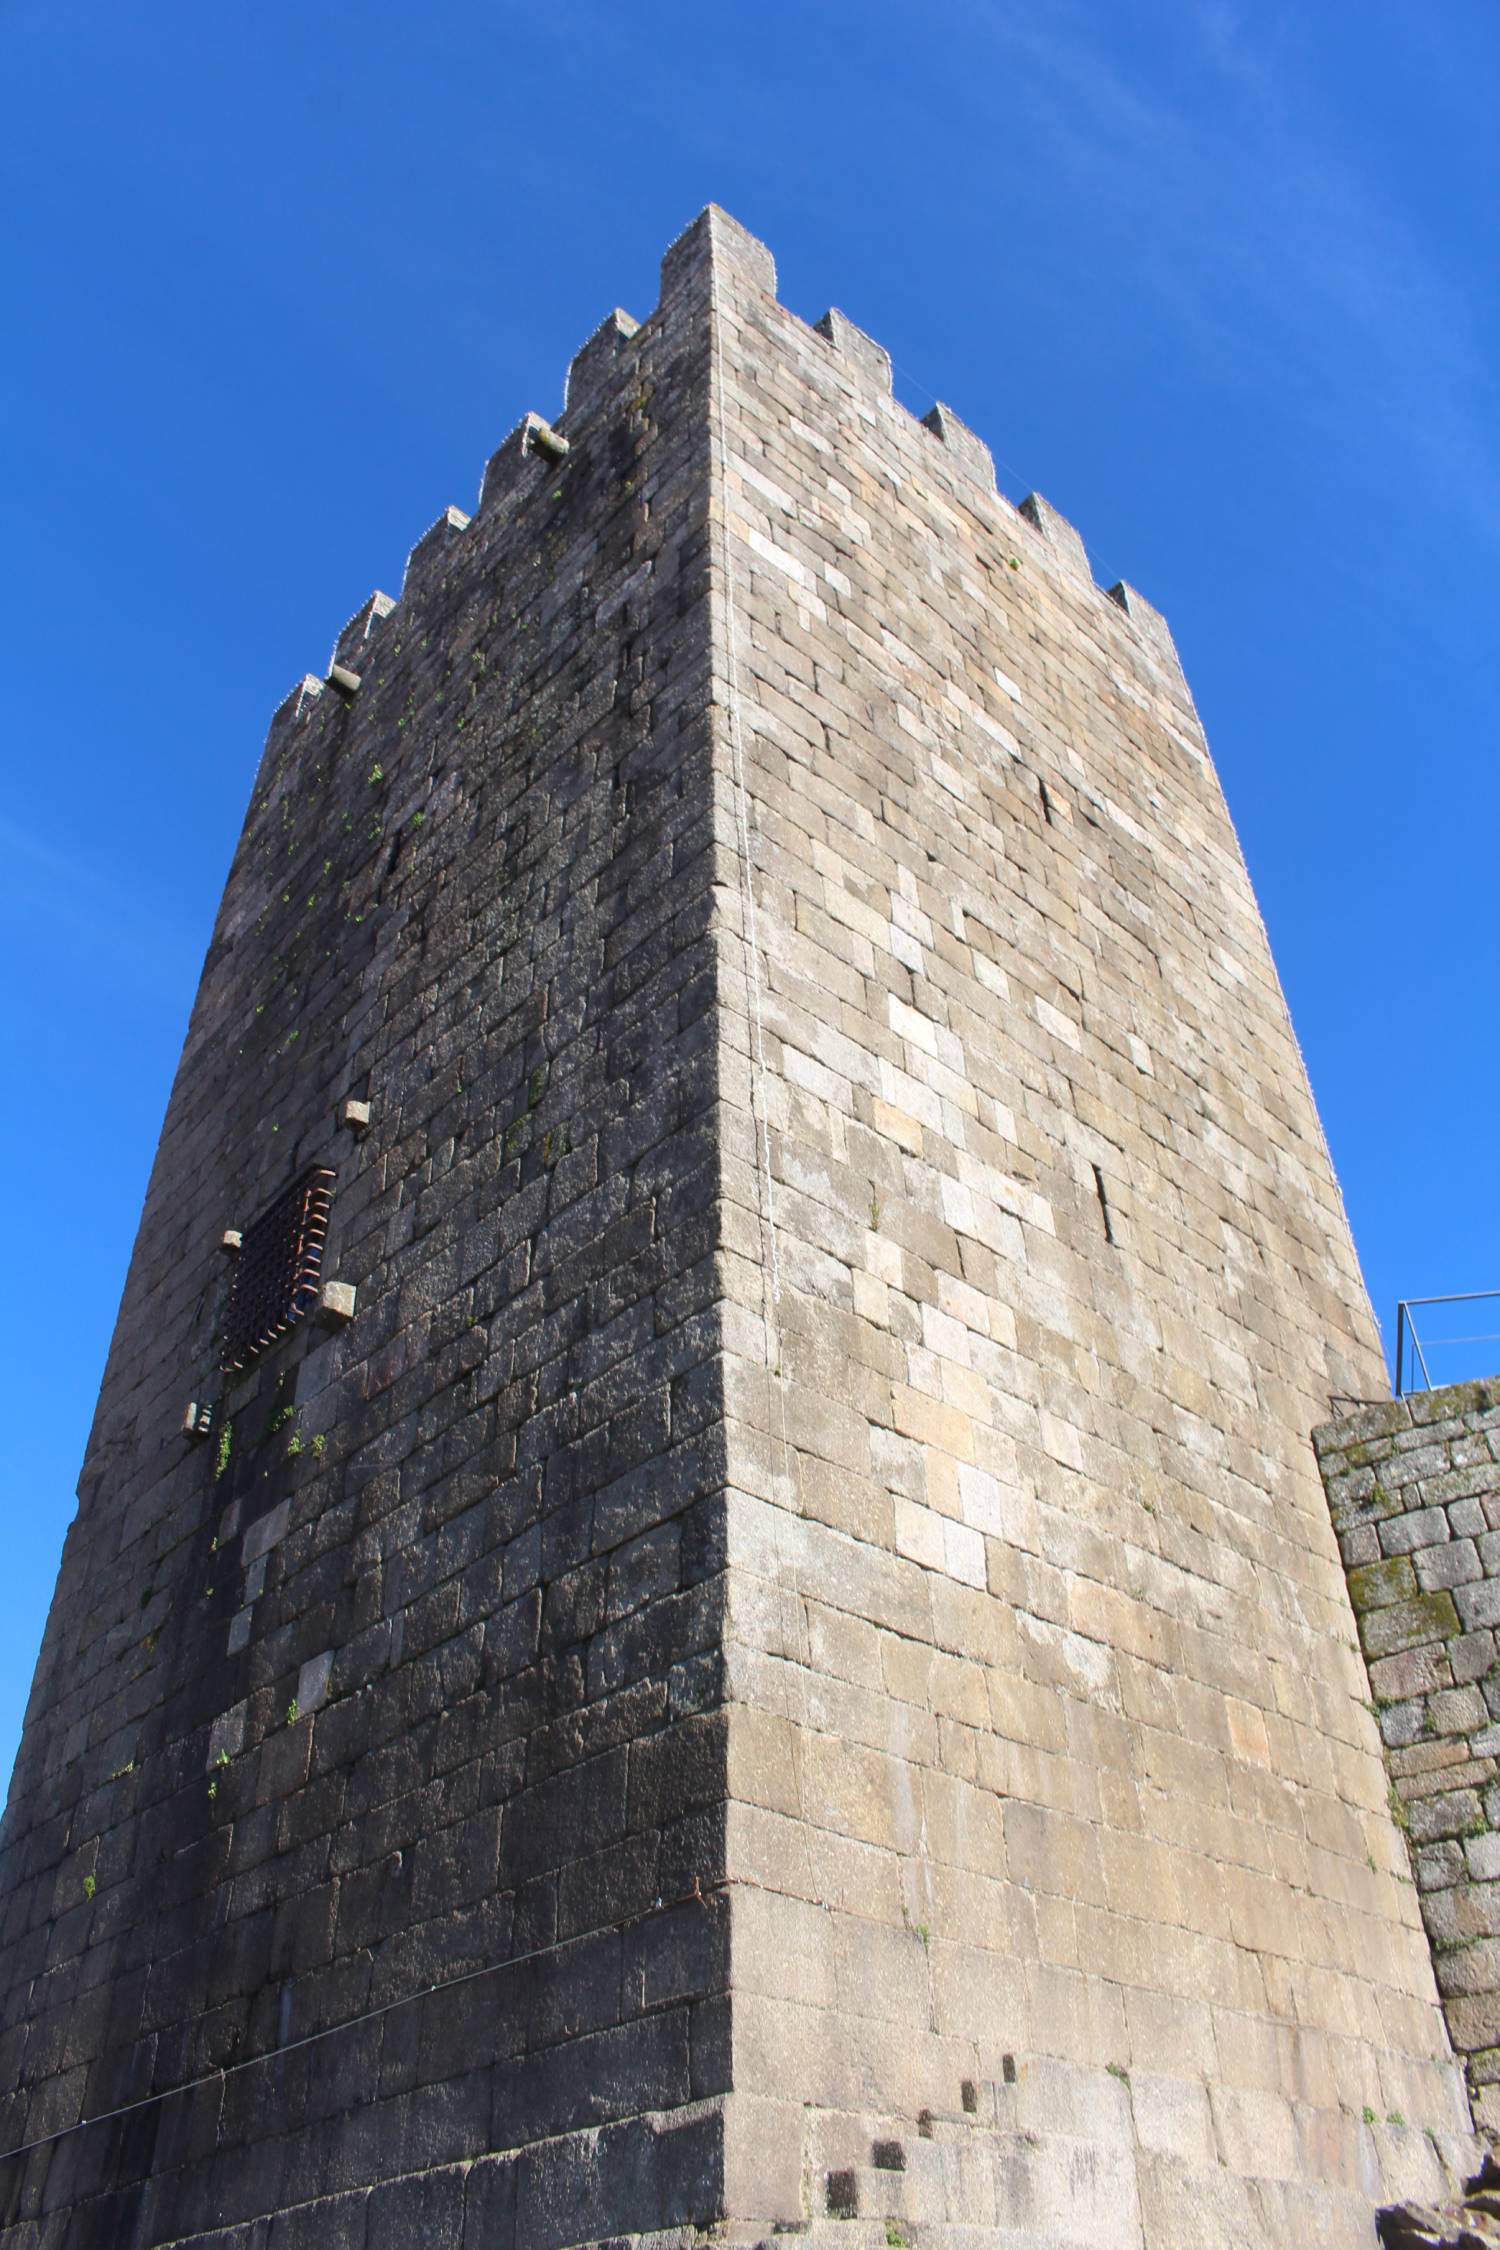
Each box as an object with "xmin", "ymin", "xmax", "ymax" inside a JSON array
[{"xmin": 254, "ymin": 204, "xmax": 1186, "ymax": 782}]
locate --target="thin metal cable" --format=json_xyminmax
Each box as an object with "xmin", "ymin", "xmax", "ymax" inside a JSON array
[
  {"xmin": 710, "ymin": 280, "xmax": 782, "ymax": 1318},
  {"xmin": 880, "ymin": 344, "xmax": 1134, "ymax": 597},
  {"xmin": 1, "ymin": 1858, "xmax": 920, "ymax": 2173}
]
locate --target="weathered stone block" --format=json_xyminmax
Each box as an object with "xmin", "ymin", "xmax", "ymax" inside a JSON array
[
  {"xmin": 1360, "ymin": 1590, "xmax": 1462, "ymax": 1659},
  {"xmin": 1349, "ymin": 1555, "xmax": 1420, "ymax": 1612},
  {"xmin": 1385, "ymin": 1503, "xmax": 1457, "ymax": 1557},
  {"xmin": 1369, "ymin": 1642, "xmax": 1457, "ymax": 1703},
  {"xmin": 1458, "ymin": 1580, "xmax": 1500, "ymax": 1632},
  {"xmin": 1417, "ymin": 1538, "xmax": 1483, "ymax": 1591}
]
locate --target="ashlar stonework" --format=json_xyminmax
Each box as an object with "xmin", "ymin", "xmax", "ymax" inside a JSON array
[{"xmin": 0, "ymin": 206, "xmax": 1478, "ymax": 2248}]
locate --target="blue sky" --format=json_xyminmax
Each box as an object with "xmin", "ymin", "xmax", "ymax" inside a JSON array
[{"xmin": 2, "ymin": 0, "xmax": 1495, "ymax": 1786}]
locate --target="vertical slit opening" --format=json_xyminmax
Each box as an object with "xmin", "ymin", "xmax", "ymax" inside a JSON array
[
  {"xmin": 1038, "ymin": 776, "xmax": 1054, "ymax": 825},
  {"xmin": 1092, "ymin": 1164, "xmax": 1116, "ymax": 1245}
]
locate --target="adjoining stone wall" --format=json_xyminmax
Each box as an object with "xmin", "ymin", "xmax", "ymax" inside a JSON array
[{"xmin": 1316, "ymin": 1378, "xmax": 1500, "ymax": 2134}]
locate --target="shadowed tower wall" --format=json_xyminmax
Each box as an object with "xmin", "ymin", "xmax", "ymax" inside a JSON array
[
  {"xmin": 0, "ymin": 207, "xmax": 1477, "ymax": 2249},
  {"xmin": 0, "ymin": 224, "xmax": 738, "ymax": 2249}
]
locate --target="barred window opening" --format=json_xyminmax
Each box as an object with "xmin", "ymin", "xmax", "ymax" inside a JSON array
[{"xmin": 221, "ymin": 1166, "xmax": 335, "ymax": 1372}]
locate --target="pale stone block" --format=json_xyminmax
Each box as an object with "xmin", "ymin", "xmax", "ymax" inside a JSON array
[
  {"xmin": 799, "ymin": 1730, "xmax": 923, "ymax": 1856},
  {"xmin": 1039, "ymin": 1410, "xmax": 1084, "ymax": 1472},
  {"xmin": 295, "ymin": 1650, "xmax": 333, "ymax": 1716},
  {"xmin": 732, "ymin": 1886, "xmax": 837, "ymax": 2007},
  {"xmin": 242, "ymin": 1499, "xmax": 291, "ymax": 1567},
  {"xmin": 894, "ymin": 1496, "xmax": 946, "ymax": 1575},
  {"xmin": 1124, "ymin": 1987, "xmax": 1218, "ymax": 2080},
  {"xmin": 941, "ymin": 1517, "xmax": 986, "ymax": 1588},
  {"xmin": 1209, "ymin": 2081, "xmax": 1300, "ymax": 2181},
  {"xmin": 1006, "ymin": 1786, "xmax": 1102, "ymax": 1893},
  {"xmin": 1129, "ymin": 2070, "xmax": 1216, "ymax": 2166},
  {"xmin": 204, "ymin": 1700, "xmax": 247, "ymax": 1772},
  {"xmin": 722, "ymin": 2093, "xmax": 805, "ymax": 2230},
  {"xmin": 726, "ymin": 1702, "xmax": 803, "ymax": 1819}
]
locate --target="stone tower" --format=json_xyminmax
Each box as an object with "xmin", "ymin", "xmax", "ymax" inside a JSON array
[{"xmin": 0, "ymin": 209, "xmax": 1477, "ymax": 2248}]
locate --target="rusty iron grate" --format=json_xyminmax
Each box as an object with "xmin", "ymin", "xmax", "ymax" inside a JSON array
[{"xmin": 221, "ymin": 1166, "xmax": 336, "ymax": 1373}]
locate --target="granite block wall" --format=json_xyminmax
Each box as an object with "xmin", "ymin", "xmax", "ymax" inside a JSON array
[
  {"xmin": 0, "ymin": 219, "xmax": 740, "ymax": 2249},
  {"xmin": 701, "ymin": 214, "xmax": 1475, "ymax": 2242},
  {"xmin": 0, "ymin": 204, "xmax": 1480, "ymax": 2249},
  {"xmin": 1316, "ymin": 1378, "xmax": 1500, "ymax": 2134}
]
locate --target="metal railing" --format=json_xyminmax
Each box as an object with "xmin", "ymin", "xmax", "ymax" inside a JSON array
[{"xmin": 1394, "ymin": 1293, "xmax": 1500, "ymax": 1397}]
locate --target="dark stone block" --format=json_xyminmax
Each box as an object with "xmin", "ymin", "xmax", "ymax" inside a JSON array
[
  {"xmin": 366, "ymin": 2163, "xmax": 467, "ymax": 2247},
  {"xmin": 269, "ymin": 2191, "xmax": 369, "ymax": 2250},
  {"xmin": 464, "ymin": 2153, "xmax": 518, "ymax": 2249}
]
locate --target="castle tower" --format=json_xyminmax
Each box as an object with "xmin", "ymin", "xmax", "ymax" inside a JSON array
[{"xmin": 0, "ymin": 209, "xmax": 1476, "ymax": 2249}]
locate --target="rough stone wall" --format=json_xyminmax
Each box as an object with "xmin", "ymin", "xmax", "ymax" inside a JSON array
[
  {"xmin": 705, "ymin": 215, "xmax": 1475, "ymax": 2242},
  {"xmin": 0, "ymin": 221, "xmax": 739, "ymax": 2248},
  {"xmin": 1316, "ymin": 1379, "xmax": 1500, "ymax": 2135},
  {"xmin": 0, "ymin": 202, "xmax": 1482, "ymax": 2250}
]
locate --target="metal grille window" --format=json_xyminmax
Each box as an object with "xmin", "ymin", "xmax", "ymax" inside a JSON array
[{"xmin": 222, "ymin": 1166, "xmax": 336, "ymax": 1372}]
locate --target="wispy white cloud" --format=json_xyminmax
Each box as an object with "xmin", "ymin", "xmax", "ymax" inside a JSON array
[{"xmin": 954, "ymin": 0, "xmax": 1500, "ymax": 542}]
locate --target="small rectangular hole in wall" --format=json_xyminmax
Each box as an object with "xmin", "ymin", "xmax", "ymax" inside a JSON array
[
  {"xmin": 1092, "ymin": 1164, "xmax": 1116, "ymax": 1246},
  {"xmin": 222, "ymin": 1167, "xmax": 336, "ymax": 1372},
  {"xmin": 825, "ymin": 2170, "xmax": 858, "ymax": 2218},
  {"xmin": 960, "ymin": 2079, "xmax": 978, "ymax": 2114},
  {"xmin": 1038, "ymin": 776, "xmax": 1054, "ymax": 825}
]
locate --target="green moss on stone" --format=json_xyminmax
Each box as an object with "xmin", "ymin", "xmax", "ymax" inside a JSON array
[
  {"xmin": 1348, "ymin": 1556, "xmax": 1419, "ymax": 1614},
  {"xmin": 1359, "ymin": 1589, "xmax": 1463, "ymax": 1660}
]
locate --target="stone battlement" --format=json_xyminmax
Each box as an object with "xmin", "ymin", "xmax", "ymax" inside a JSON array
[{"xmin": 259, "ymin": 207, "xmax": 1180, "ymax": 810}]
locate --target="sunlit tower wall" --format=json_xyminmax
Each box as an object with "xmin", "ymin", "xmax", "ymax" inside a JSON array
[{"xmin": 0, "ymin": 208, "xmax": 1477, "ymax": 2250}]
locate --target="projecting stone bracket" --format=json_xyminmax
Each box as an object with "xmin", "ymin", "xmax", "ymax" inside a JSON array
[
  {"xmin": 522, "ymin": 412, "xmax": 570, "ymax": 462},
  {"xmin": 317, "ymin": 1281, "xmax": 356, "ymax": 1328}
]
